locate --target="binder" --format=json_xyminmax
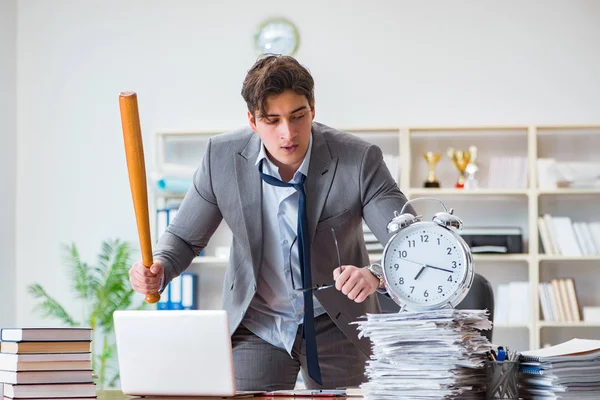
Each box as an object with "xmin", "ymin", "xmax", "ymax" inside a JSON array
[
  {"xmin": 181, "ymin": 273, "xmax": 198, "ymax": 310},
  {"xmin": 155, "ymin": 207, "xmax": 179, "ymax": 238},
  {"xmin": 157, "ymin": 283, "xmax": 171, "ymax": 310},
  {"xmin": 169, "ymin": 276, "xmax": 183, "ymax": 310}
]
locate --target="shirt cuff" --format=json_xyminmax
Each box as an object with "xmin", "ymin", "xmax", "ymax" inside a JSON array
[{"xmin": 158, "ymin": 270, "xmax": 166, "ymax": 294}]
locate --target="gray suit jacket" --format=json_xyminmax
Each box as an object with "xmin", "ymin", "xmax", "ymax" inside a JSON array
[{"xmin": 154, "ymin": 122, "xmax": 410, "ymax": 356}]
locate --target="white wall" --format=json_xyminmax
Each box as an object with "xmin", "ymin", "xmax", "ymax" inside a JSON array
[
  {"xmin": 15, "ymin": 0, "xmax": 600, "ymax": 326},
  {"xmin": 0, "ymin": 0, "xmax": 17, "ymax": 329}
]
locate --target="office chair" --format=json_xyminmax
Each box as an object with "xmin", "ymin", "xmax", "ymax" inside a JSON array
[{"xmin": 376, "ymin": 272, "xmax": 495, "ymax": 342}]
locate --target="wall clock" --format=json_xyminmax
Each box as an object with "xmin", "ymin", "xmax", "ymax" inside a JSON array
[{"xmin": 255, "ymin": 18, "xmax": 300, "ymax": 56}]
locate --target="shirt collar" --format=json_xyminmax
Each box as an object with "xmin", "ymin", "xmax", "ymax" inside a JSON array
[{"xmin": 255, "ymin": 133, "xmax": 313, "ymax": 181}]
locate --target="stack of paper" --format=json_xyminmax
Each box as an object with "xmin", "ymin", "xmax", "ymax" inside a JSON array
[
  {"xmin": 519, "ymin": 338, "xmax": 600, "ymax": 399},
  {"xmin": 353, "ymin": 309, "xmax": 492, "ymax": 399}
]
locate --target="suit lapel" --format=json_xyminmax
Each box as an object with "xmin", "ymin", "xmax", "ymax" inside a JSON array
[
  {"xmin": 235, "ymin": 134, "xmax": 263, "ymax": 281},
  {"xmin": 306, "ymin": 126, "xmax": 338, "ymax": 245}
]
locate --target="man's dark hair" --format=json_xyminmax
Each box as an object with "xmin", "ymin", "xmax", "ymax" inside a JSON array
[{"xmin": 241, "ymin": 54, "xmax": 315, "ymax": 118}]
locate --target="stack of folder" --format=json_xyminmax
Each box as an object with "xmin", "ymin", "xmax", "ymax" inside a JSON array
[
  {"xmin": 519, "ymin": 338, "xmax": 600, "ymax": 399},
  {"xmin": 157, "ymin": 272, "xmax": 198, "ymax": 310},
  {"xmin": 354, "ymin": 309, "xmax": 492, "ymax": 399},
  {"xmin": 0, "ymin": 328, "xmax": 96, "ymax": 399}
]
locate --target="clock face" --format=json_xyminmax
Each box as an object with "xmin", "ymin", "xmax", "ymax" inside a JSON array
[
  {"xmin": 382, "ymin": 222, "xmax": 471, "ymax": 310},
  {"xmin": 255, "ymin": 18, "xmax": 299, "ymax": 56}
]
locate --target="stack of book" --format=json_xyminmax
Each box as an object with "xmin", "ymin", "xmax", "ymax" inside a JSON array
[
  {"xmin": 353, "ymin": 309, "xmax": 492, "ymax": 399},
  {"xmin": 538, "ymin": 278, "xmax": 581, "ymax": 322},
  {"xmin": 538, "ymin": 214, "xmax": 600, "ymax": 256},
  {"xmin": 0, "ymin": 328, "xmax": 96, "ymax": 399},
  {"xmin": 520, "ymin": 338, "xmax": 600, "ymax": 399}
]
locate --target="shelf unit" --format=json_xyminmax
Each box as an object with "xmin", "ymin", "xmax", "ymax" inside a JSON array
[{"xmin": 153, "ymin": 125, "xmax": 600, "ymax": 351}]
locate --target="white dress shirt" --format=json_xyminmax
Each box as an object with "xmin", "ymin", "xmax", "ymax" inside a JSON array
[{"xmin": 241, "ymin": 134, "xmax": 326, "ymax": 355}]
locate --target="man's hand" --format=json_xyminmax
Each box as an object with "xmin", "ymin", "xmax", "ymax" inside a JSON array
[
  {"xmin": 333, "ymin": 265, "xmax": 379, "ymax": 303},
  {"xmin": 129, "ymin": 260, "xmax": 164, "ymax": 295}
]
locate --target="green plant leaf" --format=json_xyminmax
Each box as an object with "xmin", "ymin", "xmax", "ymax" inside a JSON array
[
  {"xmin": 91, "ymin": 239, "xmax": 139, "ymax": 332},
  {"xmin": 108, "ymin": 372, "xmax": 120, "ymax": 389},
  {"xmin": 64, "ymin": 243, "xmax": 101, "ymax": 302},
  {"xmin": 27, "ymin": 284, "xmax": 79, "ymax": 327}
]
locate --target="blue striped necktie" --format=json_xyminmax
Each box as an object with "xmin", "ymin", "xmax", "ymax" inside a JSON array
[{"xmin": 258, "ymin": 159, "xmax": 322, "ymax": 385}]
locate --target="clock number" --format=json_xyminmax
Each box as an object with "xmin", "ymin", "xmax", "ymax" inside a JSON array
[
  {"xmin": 408, "ymin": 240, "xmax": 416, "ymax": 247},
  {"xmin": 437, "ymin": 285, "xmax": 443, "ymax": 293},
  {"xmin": 399, "ymin": 277, "xmax": 404, "ymax": 285},
  {"xmin": 452, "ymin": 261, "xmax": 457, "ymax": 268},
  {"xmin": 420, "ymin": 235, "xmax": 429, "ymax": 243},
  {"xmin": 447, "ymin": 275, "xmax": 453, "ymax": 282},
  {"xmin": 400, "ymin": 250, "xmax": 408, "ymax": 258},
  {"xmin": 394, "ymin": 263, "xmax": 399, "ymax": 271},
  {"xmin": 437, "ymin": 238, "xmax": 441, "ymax": 245},
  {"xmin": 423, "ymin": 290, "xmax": 429, "ymax": 298},
  {"xmin": 409, "ymin": 286, "xmax": 415, "ymax": 293},
  {"xmin": 447, "ymin": 247, "xmax": 452, "ymax": 255}
]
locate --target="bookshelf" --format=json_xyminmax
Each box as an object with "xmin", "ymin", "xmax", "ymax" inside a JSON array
[{"xmin": 152, "ymin": 124, "xmax": 600, "ymax": 351}]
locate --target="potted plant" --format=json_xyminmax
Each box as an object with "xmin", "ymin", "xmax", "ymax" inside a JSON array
[{"xmin": 28, "ymin": 239, "xmax": 147, "ymax": 389}]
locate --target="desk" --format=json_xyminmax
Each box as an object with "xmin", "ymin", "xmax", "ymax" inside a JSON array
[{"xmin": 98, "ymin": 390, "xmax": 359, "ymax": 400}]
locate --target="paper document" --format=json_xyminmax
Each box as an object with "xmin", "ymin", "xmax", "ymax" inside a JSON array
[{"xmin": 264, "ymin": 389, "xmax": 346, "ymax": 397}]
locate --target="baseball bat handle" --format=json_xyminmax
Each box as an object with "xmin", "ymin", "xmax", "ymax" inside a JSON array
[{"xmin": 119, "ymin": 91, "xmax": 160, "ymax": 304}]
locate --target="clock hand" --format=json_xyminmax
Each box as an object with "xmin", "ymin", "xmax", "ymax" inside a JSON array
[
  {"xmin": 398, "ymin": 258, "xmax": 425, "ymax": 267},
  {"xmin": 397, "ymin": 257, "xmax": 455, "ymax": 274},
  {"xmin": 414, "ymin": 266, "xmax": 426, "ymax": 280},
  {"xmin": 424, "ymin": 264, "xmax": 454, "ymax": 273},
  {"xmin": 400, "ymin": 258, "xmax": 427, "ymax": 280}
]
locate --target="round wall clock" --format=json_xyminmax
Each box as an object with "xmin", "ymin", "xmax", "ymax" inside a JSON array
[{"xmin": 255, "ymin": 18, "xmax": 300, "ymax": 56}]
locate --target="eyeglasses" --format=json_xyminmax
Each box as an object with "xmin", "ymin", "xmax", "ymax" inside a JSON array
[{"xmin": 291, "ymin": 228, "xmax": 342, "ymax": 292}]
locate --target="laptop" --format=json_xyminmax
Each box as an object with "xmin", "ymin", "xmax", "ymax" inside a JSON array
[{"xmin": 114, "ymin": 309, "xmax": 242, "ymax": 397}]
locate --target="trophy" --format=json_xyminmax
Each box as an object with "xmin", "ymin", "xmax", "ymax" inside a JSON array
[
  {"xmin": 423, "ymin": 152, "xmax": 442, "ymax": 188},
  {"xmin": 464, "ymin": 145, "xmax": 479, "ymax": 190},
  {"xmin": 447, "ymin": 147, "xmax": 472, "ymax": 189}
]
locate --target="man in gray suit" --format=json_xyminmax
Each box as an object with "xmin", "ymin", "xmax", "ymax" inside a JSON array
[{"xmin": 129, "ymin": 55, "xmax": 411, "ymax": 391}]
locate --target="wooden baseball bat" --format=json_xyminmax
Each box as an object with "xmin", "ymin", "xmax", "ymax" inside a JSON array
[{"xmin": 119, "ymin": 91, "xmax": 160, "ymax": 304}]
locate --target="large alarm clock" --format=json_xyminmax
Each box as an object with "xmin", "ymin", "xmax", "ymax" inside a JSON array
[{"xmin": 375, "ymin": 197, "xmax": 474, "ymax": 312}]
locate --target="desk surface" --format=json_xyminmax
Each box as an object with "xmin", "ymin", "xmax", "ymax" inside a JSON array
[{"xmin": 99, "ymin": 390, "xmax": 358, "ymax": 400}]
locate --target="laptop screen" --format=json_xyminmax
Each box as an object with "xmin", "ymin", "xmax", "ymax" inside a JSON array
[{"xmin": 113, "ymin": 310, "xmax": 236, "ymax": 396}]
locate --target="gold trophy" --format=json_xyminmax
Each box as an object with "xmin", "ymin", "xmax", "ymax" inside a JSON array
[
  {"xmin": 447, "ymin": 147, "xmax": 471, "ymax": 189},
  {"xmin": 423, "ymin": 152, "xmax": 442, "ymax": 188}
]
